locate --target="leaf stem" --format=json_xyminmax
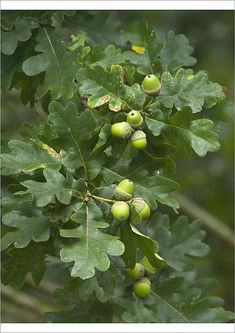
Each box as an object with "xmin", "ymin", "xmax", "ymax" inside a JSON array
[
  {"xmin": 150, "ymin": 290, "xmax": 190, "ymax": 322},
  {"xmin": 90, "ymin": 194, "xmax": 115, "ymax": 204},
  {"xmin": 143, "ymin": 97, "xmax": 155, "ymax": 111}
]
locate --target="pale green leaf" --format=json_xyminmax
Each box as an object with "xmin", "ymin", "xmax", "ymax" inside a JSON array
[
  {"xmin": 60, "ymin": 201, "xmax": 124, "ymax": 279},
  {"xmin": 20, "ymin": 168, "xmax": 75, "ymax": 207},
  {"xmin": 157, "ymin": 69, "xmax": 224, "ymax": 113}
]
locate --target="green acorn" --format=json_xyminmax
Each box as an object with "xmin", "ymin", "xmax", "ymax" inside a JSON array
[
  {"xmin": 115, "ymin": 179, "xmax": 135, "ymax": 201},
  {"xmin": 127, "ymin": 110, "xmax": 143, "ymax": 128},
  {"xmin": 133, "ymin": 277, "xmax": 151, "ymax": 298},
  {"xmin": 111, "ymin": 122, "xmax": 133, "ymax": 139},
  {"xmin": 132, "ymin": 198, "xmax": 151, "ymax": 220},
  {"xmin": 111, "ymin": 201, "xmax": 130, "ymax": 222},
  {"xmin": 131, "ymin": 130, "xmax": 147, "ymax": 150},
  {"xmin": 142, "ymin": 74, "xmax": 161, "ymax": 95},
  {"xmin": 125, "ymin": 263, "xmax": 144, "ymax": 280}
]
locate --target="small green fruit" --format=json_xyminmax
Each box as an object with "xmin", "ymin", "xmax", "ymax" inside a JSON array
[
  {"xmin": 142, "ymin": 74, "xmax": 161, "ymax": 95},
  {"xmin": 115, "ymin": 179, "xmax": 135, "ymax": 200},
  {"xmin": 132, "ymin": 198, "xmax": 151, "ymax": 220},
  {"xmin": 125, "ymin": 263, "xmax": 144, "ymax": 280},
  {"xmin": 111, "ymin": 201, "xmax": 130, "ymax": 222},
  {"xmin": 133, "ymin": 277, "xmax": 151, "ymax": 298},
  {"xmin": 111, "ymin": 122, "xmax": 132, "ymax": 139},
  {"xmin": 131, "ymin": 130, "xmax": 147, "ymax": 150},
  {"xmin": 141, "ymin": 256, "xmax": 157, "ymax": 275},
  {"xmin": 127, "ymin": 110, "xmax": 143, "ymax": 128}
]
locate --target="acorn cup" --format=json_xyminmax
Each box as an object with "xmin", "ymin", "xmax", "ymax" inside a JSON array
[
  {"xmin": 111, "ymin": 122, "xmax": 133, "ymax": 139},
  {"xmin": 131, "ymin": 130, "xmax": 147, "ymax": 150},
  {"xmin": 114, "ymin": 179, "xmax": 135, "ymax": 201},
  {"xmin": 142, "ymin": 74, "xmax": 161, "ymax": 96},
  {"xmin": 132, "ymin": 198, "xmax": 151, "ymax": 220}
]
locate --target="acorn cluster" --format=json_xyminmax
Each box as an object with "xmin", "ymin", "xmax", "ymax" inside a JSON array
[
  {"xmin": 111, "ymin": 179, "xmax": 151, "ymax": 223},
  {"xmin": 126, "ymin": 256, "xmax": 157, "ymax": 298},
  {"xmin": 110, "ymin": 74, "xmax": 161, "ymax": 150},
  {"xmin": 111, "ymin": 110, "xmax": 147, "ymax": 150}
]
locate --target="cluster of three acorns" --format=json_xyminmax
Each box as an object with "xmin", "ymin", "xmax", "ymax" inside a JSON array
[
  {"xmin": 111, "ymin": 74, "xmax": 161, "ymax": 150},
  {"xmin": 111, "ymin": 179, "xmax": 150, "ymax": 223}
]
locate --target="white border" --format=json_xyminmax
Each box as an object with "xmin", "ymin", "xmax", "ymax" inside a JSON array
[
  {"xmin": 1, "ymin": 1, "xmax": 235, "ymax": 10},
  {"xmin": 1, "ymin": 3, "xmax": 234, "ymax": 333},
  {"xmin": 1, "ymin": 323, "xmax": 235, "ymax": 333}
]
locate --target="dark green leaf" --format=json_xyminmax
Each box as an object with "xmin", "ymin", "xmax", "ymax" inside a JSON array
[
  {"xmin": 147, "ymin": 213, "xmax": 210, "ymax": 271},
  {"xmin": 160, "ymin": 31, "xmax": 197, "ymax": 72},
  {"xmin": 1, "ymin": 210, "xmax": 50, "ymax": 250},
  {"xmin": 1, "ymin": 139, "xmax": 61, "ymax": 175},
  {"xmin": 120, "ymin": 222, "xmax": 165, "ymax": 269},
  {"xmin": 77, "ymin": 66, "xmax": 145, "ymax": 111},
  {"xmin": 88, "ymin": 44, "xmax": 126, "ymax": 69},
  {"xmin": 22, "ymin": 27, "xmax": 78, "ymax": 100},
  {"xmin": 145, "ymin": 108, "xmax": 221, "ymax": 157},
  {"xmin": 2, "ymin": 241, "xmax": 53, "ymax": 288},
  {"xmin": 1, "ymin": 41, "xmax": 32, "ymax": 91},
  {"xmin": 48, "ymin": 101, "xmax": 97, "ymax": 178},
  {"xmin": 1, "ymin": 17, "xmax": 38, "ymax": 55},
  {"xmin": 124, "ymin": 21, "xmax": 163, "ymax": 75}
]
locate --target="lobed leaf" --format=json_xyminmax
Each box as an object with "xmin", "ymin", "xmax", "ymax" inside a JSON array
[
  {"xmin": 20, "ymin": 168, "xmax": 75, "ymax": 207},
  {"xmin": 120, "ymin": 222, "xmax": 165, "ymax": 269},
  {"xmin": 22, "ymin": 27, "xmax": 78, "ymax": 100},
  {"xmin": 124, "ymin": 21, "xmax": 163, "ymax": 75},
  {"xmin": 146, "ymin": 213, "xmax": 210, "ymax": 271},
  {"xmin": 1, "ymin": 17, "xmax": 38, "ymax": 55},
  {"xmin": 1, "ymin": 139, "xmax": 61, "ymax": 175},
  {"xmin": 2, "ymin": 241, "xmax": 53, "ymax": 288},
  {"xmin": 156, "ymin": 69, "xmax": 224, "ymax": 113},
  {"xmin": 60, "ymin": 202, "xmax": 124, "ymax": 279},
  {"xmin": 77, "ymin": 66, "xmax": 145, "ymax": 111},
  {"xmin": 160, "ymin": 31, "xmax": 197, "ymax": 72},
  {"xmin": 145, "ymin": 107, "xmax": 221, "ymax": 157},
  {"xmin": 1, "ymin": 210, "xmax": 50, "ymax": 251}
]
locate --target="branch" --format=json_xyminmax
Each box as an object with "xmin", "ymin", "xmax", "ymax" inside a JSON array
[
  {"xmin": 175, "ymin": 192, "xmax": 234, "ymax": 248},
  {"xmin": 1, "ymin": 285, "xmax": 52, "ymax": 315}
]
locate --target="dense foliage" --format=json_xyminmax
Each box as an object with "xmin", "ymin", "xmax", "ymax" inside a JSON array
[{"xmin": 1, "ymin": 11, "xmax": 234, "ymax": 323}]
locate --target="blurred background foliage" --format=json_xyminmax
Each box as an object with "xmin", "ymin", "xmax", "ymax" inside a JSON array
[{"xmin": 1, "ymin": 10, "xmax": 234, "ymax": 321}]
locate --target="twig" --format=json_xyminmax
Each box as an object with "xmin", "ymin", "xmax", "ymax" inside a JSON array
[
  {"xmin": 175, "ymin": 192, "xmax": 234, "ymax": 248},
  {"xmin": 2, "ymin": 285, "xmax": 52, "ymax": 315},
  {"xmin": 90, "ymin": 194, "xmax": 115, "ymax": 204},
  {"xmin": 1, "ymin": 300, "xmax": 39, "ymax": 322}
]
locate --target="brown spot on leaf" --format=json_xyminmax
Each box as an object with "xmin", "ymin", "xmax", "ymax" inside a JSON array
[
  {"xmin": 47, "ymin": 146, "xmax": 62, "ymax": 160},
  {"xmin": 100, "ymin": 95, "xmax": 110, "ymax": 104}
]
